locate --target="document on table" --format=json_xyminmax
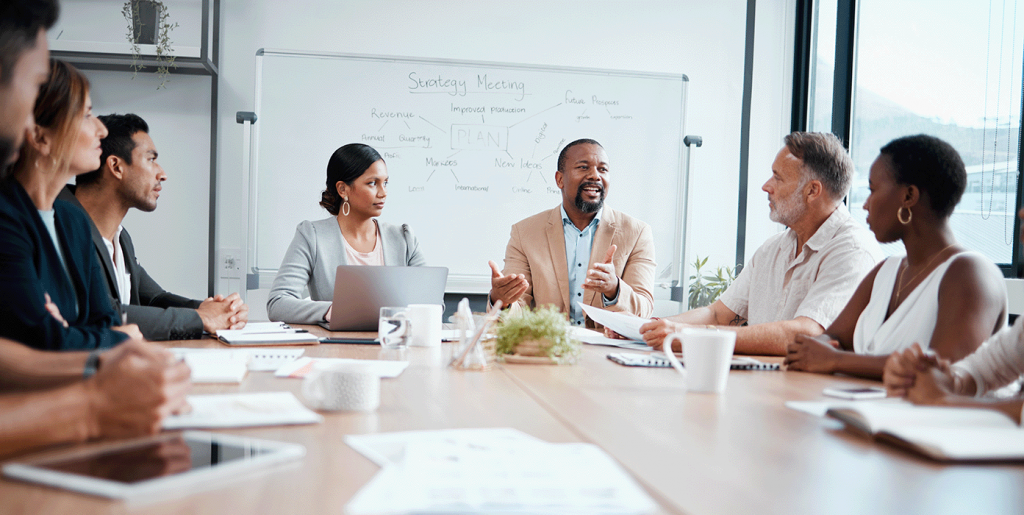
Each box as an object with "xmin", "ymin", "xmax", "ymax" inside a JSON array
[
  {"xmin": 274, "ymin": 357, "xmax": 410, "ymax": 379},
  {"xmin": 345, "ymin": 428, "xmax": 545, "ymax": 467},
  {"xmin": 171, "ymin": 348, "xmax": 305, "ymax": 375},
  {"xmin": 578, "ymin": 303, "xmax": 647, "ymax": 341},
  {"xmin": 164, "ymin": 392, "xmax": 323, "ymax": 429},
  {"xmin": 571, "ymin": 327, "xmax": 652, "ymax": 351},
  {"xmin": 345, "ymin": 428, "xmax": 657, "ymax": 514}
]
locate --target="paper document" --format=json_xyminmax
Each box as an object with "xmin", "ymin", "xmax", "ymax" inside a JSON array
[
  {"xmin": 171, "ymin": 347, "xmax": 305, "ymax": 372},
  {"xmin": 345, "ymin": 428, "xmax": 544, "ymax": 467},
  {"xmin": 275, "ymin": 357, "xmax": 410, "ymax": 379},
  {"xmin": 164, "ymin": 392, "xmax": 323, "ymax": 429},
  {"xmin": 345, "ymin": 428, "xmax": 657, "ymax": 514},
  {"xmin": 215, "ymin": 321, "xmax": 302, "ymax": 336},
  {"xmin": 571, "ymin": 327, "xmax": 651, "ymax": 350},
  {"xmin": 218, "ymin": 331, "xmax": 320, "ymax": 345},
  {"xmin": 578, "ymin": 303, "xmax": 647, "ymax": 341}
]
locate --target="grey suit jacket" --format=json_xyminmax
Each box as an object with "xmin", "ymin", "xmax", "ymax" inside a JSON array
[
  {"xmin": 59, "ymin": 186, "xmax": 204, "ymax": 340},
  {"xmin": 267, "ymin": 217, "xmax": 426, "ymax": 324}
]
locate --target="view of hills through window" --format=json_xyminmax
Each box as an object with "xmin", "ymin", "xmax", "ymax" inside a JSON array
[{"xmin": 809, "ymin": 0, "xmax": 1023, "ymax": 264}]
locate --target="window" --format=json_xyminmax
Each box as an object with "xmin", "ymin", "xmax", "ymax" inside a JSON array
[
  {"xmin": 800, "ymin": 0, "xmax": 1024, "ymax": 268},
  {"xmin": 806, "ymin": 0, "xmax": 838, "ymax": 133}
]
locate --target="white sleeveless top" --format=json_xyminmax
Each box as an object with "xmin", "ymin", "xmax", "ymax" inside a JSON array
[{"xmin": 853, "ymin": 252, "xmax": 973, "ymax": 355}]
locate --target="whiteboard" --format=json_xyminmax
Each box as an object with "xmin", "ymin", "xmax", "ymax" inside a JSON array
[{"xmin": 250, "ymin": 50, "xmax": 688, "ymax": 292}]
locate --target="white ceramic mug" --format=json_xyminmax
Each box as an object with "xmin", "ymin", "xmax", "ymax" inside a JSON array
[
  {"xmin": 408, "ymin": 304, "xmax": 443, "ymax": 347},
  {"xmin": 301, "ymin": 362, "xmax": 381, "ymax": 411},
  {"xmin": 663, "ymin": 328, "xmax": 737, "ymax": 393}
]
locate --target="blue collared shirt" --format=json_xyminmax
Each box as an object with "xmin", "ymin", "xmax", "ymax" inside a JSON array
[{"xmin": 561, "ymin": 206, "xmax": 618, "ymax": 326}]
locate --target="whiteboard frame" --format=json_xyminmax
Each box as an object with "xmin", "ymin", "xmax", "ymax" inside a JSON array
[{"xmin": 248, "ymin": 48, "xmax": 690, "ymax": 294}]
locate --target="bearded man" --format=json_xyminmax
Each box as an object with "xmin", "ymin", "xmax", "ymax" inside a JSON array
[
  {"xmin": 640, "ymin": 132, "xmax": 883, "ymax": 355},
  {"xmin": 487, "ymin": 138, "xmax": 656, "ymax": 327}
]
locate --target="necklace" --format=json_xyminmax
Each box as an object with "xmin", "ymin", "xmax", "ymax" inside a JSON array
[{"xmin": 894, "ymin": 243, "xmax": 956, "ymax": 304}]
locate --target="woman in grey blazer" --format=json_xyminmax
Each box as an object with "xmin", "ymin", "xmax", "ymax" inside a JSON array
[{"xmin": 267, "ymin": 144, "xmax": 426, "ymax": 324}]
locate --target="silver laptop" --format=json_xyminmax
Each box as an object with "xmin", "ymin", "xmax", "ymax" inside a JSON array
[{"xmin": 319, "ymin": 266, "xmax": 448, "ymax": 331}]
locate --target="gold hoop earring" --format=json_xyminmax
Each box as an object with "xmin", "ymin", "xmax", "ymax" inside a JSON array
[
  {"xmin": 341, "ymin": 199, "xmax": 350, "ymax": 217},
  {"xmin": 897, "ymin": 206, "xmax": 912, "ymax": 225}
]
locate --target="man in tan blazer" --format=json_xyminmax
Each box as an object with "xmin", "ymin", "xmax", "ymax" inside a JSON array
[{"xmin": 488, "ymin": 139, "xmax": 655, "ymax": 327}]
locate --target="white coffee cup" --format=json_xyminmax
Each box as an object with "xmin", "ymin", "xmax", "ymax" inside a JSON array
[
  {"xmin": 301, "ymin": 362, "xmax": 381, "ymax": 411},
  {"xmin": 408, "ymin": 304, "xmax": 443, "ymax": 347},
  {"xmin": 663, "ymin": 328, "xmax": 737, "ymax": 393}
]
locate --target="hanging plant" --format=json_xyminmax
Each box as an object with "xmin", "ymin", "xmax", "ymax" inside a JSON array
[{"xmin": 121, "ymin": 0, "xmax": 179, "ymax": 89}]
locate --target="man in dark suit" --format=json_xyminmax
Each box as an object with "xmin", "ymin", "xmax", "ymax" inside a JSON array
[{"xmin": 60, "ymin": 113, "xmax": 248, "ymax": 340}]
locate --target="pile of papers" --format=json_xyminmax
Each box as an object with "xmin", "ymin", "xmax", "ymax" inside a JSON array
[
  {"xmin": 344, "ymin": 428, "xmax": 656, "ymax": 514},
  {"xmin": 576, "ymin": 304, "xmax": 652, "ymax": 351},
  {"xmin": 171, "ymin": 348, "xmax": 306, "ymax": 383},
  {"xmin": 216, "ymin": 322, "xmax": 320, "ymax": 345}
]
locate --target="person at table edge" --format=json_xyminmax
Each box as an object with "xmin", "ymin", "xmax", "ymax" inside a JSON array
[
  {"xmin": 641, "ymin": 132, "xmax": 883, "ymax": 355},
  {"xmin": 0, "ymin": 0, "xmax": 190, "ymax": 458},
  {"xmin": 488, "ymin": 138, "xmax": 656, "ymax": 327}
]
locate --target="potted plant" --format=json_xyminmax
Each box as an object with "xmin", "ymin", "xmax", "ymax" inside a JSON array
[
  {"xmin": 122, "ymin": 0, "xmax": 179, "ymax": 88},
  {"xmin": 494, "ymin": 306, "xmax": 581, "ymax": 364},
  {"xmin": 687, "ymin": 256, "xmax": 737, "ymax": 310}
]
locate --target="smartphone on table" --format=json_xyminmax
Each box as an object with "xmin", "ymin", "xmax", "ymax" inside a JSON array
[{"xmin": 821, "ymin": 386, "xmax": 887, "ymax": 400}]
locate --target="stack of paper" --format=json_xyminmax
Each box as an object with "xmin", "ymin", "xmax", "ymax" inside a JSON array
[
  {"xmin": 171, "ymin": 348, "xmax": 305, "ymax": 383},
  {"xmin": 216, "ymin": 322, "xmax": 320, "ymax": 345},
  {"xmin": 344, "ymin": 428, "xmax": 657, "ymax": 514},
  {"xmin": 571, "ymin": 327, "xmax": 651, "ymax": 351},
  {"xmin": 164, "ymin": 392, "xmax": 323, "ymax": 429},
  {"xmin": 578, "ymin": 303, "xmax": 646, "ymax": 342}
]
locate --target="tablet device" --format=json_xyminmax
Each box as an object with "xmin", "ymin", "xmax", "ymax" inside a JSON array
[
  {"xmin": 320, "ymin": 265, "xmax": 448, "ymax": 331},
  {"xmin": 2, "ymin": 431, "xmax": 304, "ymax": 499}
]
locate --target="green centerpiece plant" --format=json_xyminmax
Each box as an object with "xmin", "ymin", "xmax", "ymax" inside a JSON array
[{"xmin": 494, "ymin": 305, "xmax": 581, "ymax": 365}]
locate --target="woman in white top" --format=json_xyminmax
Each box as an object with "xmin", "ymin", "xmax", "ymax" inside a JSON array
[
  {"xmin": 785, "ymin": 135, "xmax": 1006, "ymax": 379},
  {"xmin": 882, "ymin": 208, "xmax": 1024, "ymax": 424},
  {"xmin": 267, "ymin": 143, "xmax": 426, "ymax": 324}
]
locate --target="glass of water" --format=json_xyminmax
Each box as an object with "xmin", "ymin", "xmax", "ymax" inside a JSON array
[{"xmin": 379, "ymin": 307, "xmax": 412, "ymax": 350}]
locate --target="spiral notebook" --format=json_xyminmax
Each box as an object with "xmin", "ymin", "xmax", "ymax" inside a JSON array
[{"xmin": 606, "ymin": 352, "xmax": 780, "ymax": 370}]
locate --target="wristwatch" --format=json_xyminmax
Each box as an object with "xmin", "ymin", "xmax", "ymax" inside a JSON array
[{"xmin": 83, "ymin": 349, "xmax": 102, "ymax": 378}]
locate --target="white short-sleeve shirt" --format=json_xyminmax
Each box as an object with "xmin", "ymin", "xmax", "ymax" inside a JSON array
[{"xmin": 719, "ymin": 206, "xmax": 883, "ymax": 328}]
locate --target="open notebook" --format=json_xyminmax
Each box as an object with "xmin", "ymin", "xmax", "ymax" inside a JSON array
[{"xmin": 826, "ymin": 403, "xmax": 1024, "ymax": 461}]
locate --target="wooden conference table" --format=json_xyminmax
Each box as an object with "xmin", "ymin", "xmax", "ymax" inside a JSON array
[{"xmin": 2, "ymin": 325, "xmax": 1023, "ymax": 515}]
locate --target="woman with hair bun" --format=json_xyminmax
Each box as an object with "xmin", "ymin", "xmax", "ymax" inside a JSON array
[{"xmin": 267, "ymin": 143, "xmax": 425, "ymax": 324}]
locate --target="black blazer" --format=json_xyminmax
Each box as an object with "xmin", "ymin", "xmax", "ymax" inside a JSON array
[
  {"xmin": 0, "ymin": 179, "xmax": 127, "ymax": 350},
  {"xmin": 59, "ymin": 186, "xmax": 204, "ymax": 340}
]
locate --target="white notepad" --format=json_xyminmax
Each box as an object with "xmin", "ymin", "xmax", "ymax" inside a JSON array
[
  {"xmin": 171, "ymin": 348, "xmax": 305, "ymax": 377},
  {"xmin": 164, "ymin": 392, "xmax": 323, "ymax": 429}
]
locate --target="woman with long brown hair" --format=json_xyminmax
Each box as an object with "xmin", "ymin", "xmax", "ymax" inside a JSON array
[{"xmin": 0, "ymin": 59, "xmax": 141, "ymax": 350}]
